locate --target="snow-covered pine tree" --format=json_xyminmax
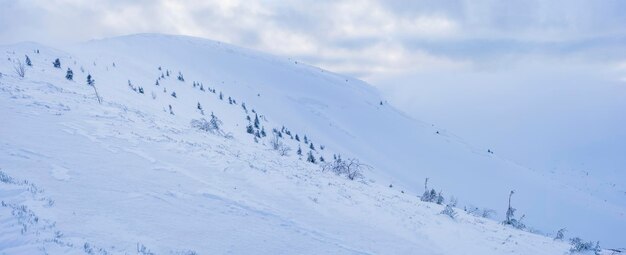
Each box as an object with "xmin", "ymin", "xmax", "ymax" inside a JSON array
[
  {"xmin": 86, "ymin": 74, "xmax": 101, "ymax": 104},
  {"xmin": 307, "ymin": 151, "xmax": 316, "ymax": 163},
  {"xmin": 505, "ymin": 190, "xmax": 515, "ymax": 225},
  {"xmin": 65, "ymin": 68, "xmax": 73, "ymax": 80},
  {"xmin": 421, "ymin": 178, "xmax": 432, "ymax": 202},
  {"xmin": 436, "ymin": 191, "xmax": 444, "ymax": 205},
  {"xmin": 86, "ymin": 74, "xmax": 94, "ymax": 86}
]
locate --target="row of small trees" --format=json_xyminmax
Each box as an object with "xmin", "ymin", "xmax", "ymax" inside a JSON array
[
  {"xmin": 15, "ymin": 54, "xmax": 100, "ymax": 104},
  {"xmin": 419, "ymin": 178, "xmax": 601, "ymax": 253},
  {"xmin": 153, "ymin": 64, "xmax": 361, "ymax": 181}
]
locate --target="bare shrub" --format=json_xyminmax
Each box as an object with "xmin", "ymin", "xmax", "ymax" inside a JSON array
[
  {"xmin": 13, "ymin": 60, "xmax": 25, "ymax": 78},
  {"xmin": 270, "ymin": 133, "xmax": 290, "ymax": 156},
  {"xmin": 322, "ymin": 156, "xmax": 368, "ymax": 180},
  {"xmin": 191, "ymin": 113, "xmax": 229, "ymax": 137}
]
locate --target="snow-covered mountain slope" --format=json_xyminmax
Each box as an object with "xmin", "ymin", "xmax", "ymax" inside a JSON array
[{"xmin": 0, "ymin": 34, "xmax": 621, "ymax": 253}]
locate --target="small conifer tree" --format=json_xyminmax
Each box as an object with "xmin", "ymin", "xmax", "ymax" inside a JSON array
[
  {"xmin": 307, "ymin": 151, "xmax": 317, "ymax": 163},
  {"xmin": 65, "ymin": 68, "xmax": 73, "ymax": 80}
]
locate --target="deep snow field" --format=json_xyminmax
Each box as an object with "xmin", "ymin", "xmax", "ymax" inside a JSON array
[{"xmin": 0, "ymin": 34, "xmax": 623, "ymax": 254}]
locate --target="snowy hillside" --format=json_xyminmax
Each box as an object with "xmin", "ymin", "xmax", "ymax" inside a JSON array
[{"xmin": 0, "ymin": 34, "xmax": 621, "ymax": 254}]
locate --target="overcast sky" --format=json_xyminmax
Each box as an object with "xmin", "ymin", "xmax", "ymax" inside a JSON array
[
  {"xmin": 2, "ymin": 0, "xmax": 626, "ymax": 173},
  {"xmin": 2, "ymin": 0, "xmax": 625, "ymax": 80}
]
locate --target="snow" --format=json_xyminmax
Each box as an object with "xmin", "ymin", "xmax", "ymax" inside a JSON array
[{"xmin": 0, "ymin": 34, "xmax": 621, "ymax": 253}]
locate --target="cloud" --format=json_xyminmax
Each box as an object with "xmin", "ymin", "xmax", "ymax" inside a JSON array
[{"xmin": 0, "ymin": 0, "xmax": 624, "ymax": 80}]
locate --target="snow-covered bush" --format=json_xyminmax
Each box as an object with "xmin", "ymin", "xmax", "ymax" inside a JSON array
[
  {"xmin": 448, "ymin": 196, "xmax": 458, "ymax": 207},
  {"xmin": 0, "ymin": 170, "xmax": 16, "ymax": 184},
  {"xmin": 136, "ymin": 243, "xmax": 155, "ymax": 255},
  {"xmin": 569, "ymin": 237, "xmax": 600, "ymax": 254},
  {"xmin": 480, "ymin": 208, "xmax": 496, "ymax": 219},
  {"xmin": 465, "ymin": 206, "xmax": 495, "ymax": 219},
  {"xmin": 441, "ymin": 204, "xmax": 457, "ymax": 219},
  {"xmin": 321, "ymin": 156, "xmax": 367, "ymax": 180},
  {"xmin": 191, "ymin": 113, "xmax": 226, "ymax": 137},
  {"xmin": 270, "ymin": 133, "xmax": 290, "ymax": 156},
  {"xmin": 554, "ymin": 228, "xmax": 566, "ymax": 241}
]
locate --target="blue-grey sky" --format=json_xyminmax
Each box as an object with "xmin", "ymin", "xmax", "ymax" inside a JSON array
[{"xmin": 2, "ymin": 0, "xmax": 626, "ymax": 178}]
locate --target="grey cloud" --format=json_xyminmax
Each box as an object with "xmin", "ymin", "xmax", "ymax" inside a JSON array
[{"xmin": 1, "ymin": 0, "xmax": 625, "ymax": 79}]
